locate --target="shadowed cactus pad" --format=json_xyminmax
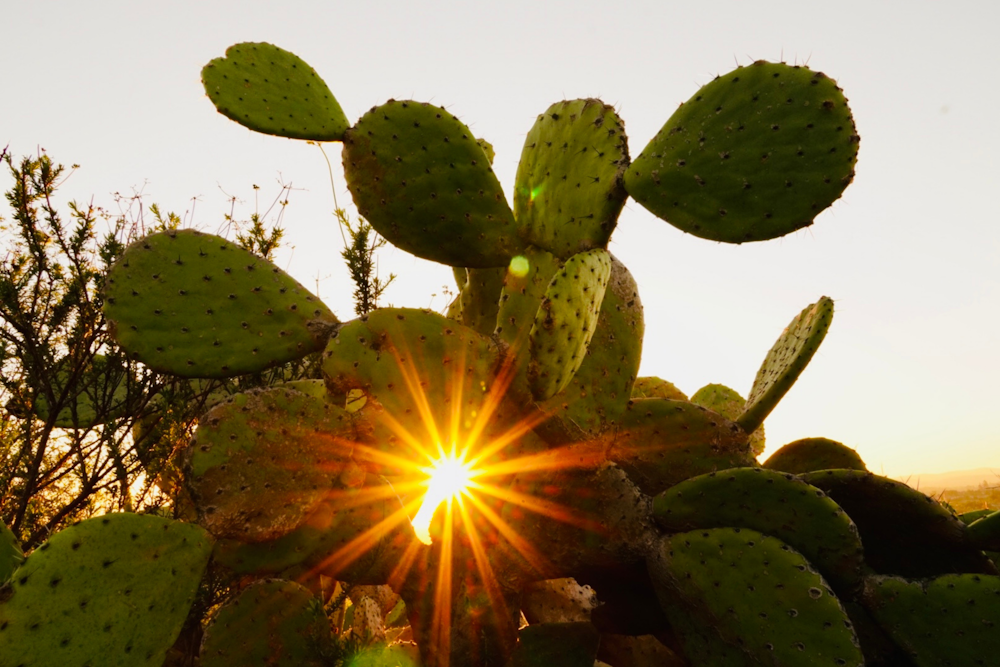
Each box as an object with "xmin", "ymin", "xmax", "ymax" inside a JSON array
[
  {"xmin": 763, "ymin": 437, "xmax": 868, "ymax": 473},
  {"xmin": 202, "ymin": 42, "xmax": 349, "ymax": 141},
  {"xmin": 737, "ymin": 296, "xmax": 834, "ymax": 434},
  {"xmin": 691, "ymin": 383, "xmax": 764, "ymax": 456},
  {"xmin": 200, "ymin": 578, "xmax": 331, "ymax": 667},
  {"xmin": 514, "ymin": 99, "xmax": 629, "ymax": 258},
  {"xmin": 625, "ymin": 61, "xmax": 858, "ymax": 243},
  {"xmin": 0, "ymin": 520, "xmax": 24, "ymax": 584},
  {"xmin": 0, "ymin": 514, "xmax": 212, "ymax": 667},
  {"xmin": 343, "ymin": 100, "xmax": 519, "ymax": 267},
  {"xmin": 647, "ymin": 528, "xmax": 864, "ymax": 667},
  {"xmin": 104, "ymin": 230, "xmax": 337, "ymax": 378}
]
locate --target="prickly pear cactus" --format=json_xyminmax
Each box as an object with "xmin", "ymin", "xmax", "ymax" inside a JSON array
[
  {"xmin": 763, "ymin": 436, "xmax": 868, "ymax": 473},
  {"xmin": 0, "ymin": 514, "xmax": 213, "ymax": 667},
  {"xmin": 0, "ymin": 519, "xmax": 24, "ymax": 584},
  {"xmin": 690, "ymin": 383, "xmax": 765, "ymax": 457}
]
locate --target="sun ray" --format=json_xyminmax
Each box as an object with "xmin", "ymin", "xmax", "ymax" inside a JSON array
[{"xmin": 465, "ymin": 491, "xmax": 555, "ymax": 575}]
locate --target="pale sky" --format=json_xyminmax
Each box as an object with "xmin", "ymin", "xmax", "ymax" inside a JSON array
[{"xmin": 2, "ymin": 0, "xmax": 998, "ymax": 478}]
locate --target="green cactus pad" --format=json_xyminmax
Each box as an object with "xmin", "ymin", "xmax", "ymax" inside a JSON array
[
  {"xmin": 0, "ymin": 519, "xmax": 24, "ymax": 584},
  {"xmin": 184, "ymin": 386, "xmax": 355, "ymax": 543},
  {"xmin": 631, "ymin": 376, "xmax": 687, "ymax": 400},
  {"xmin": 959, "ymin": 508, "xmax": 995, "ymax": 525},
  {"xmin": 647, "ymin": 528, "xmax": 864, "ymax": 667},
  {"xmin": 495, "ymin": 246, "xmax": 561, "ymax": 349},
  {"xmin": 763, "ymin": 437, "xmax": 868, "ymax": 474},
  {"xmin": 342, "ymin": 100, "xmax": 520, "ymax": 267},
  {"xmin": 652, "ymin": 467, "xmax": 865, "ymax": 595},
  {"xmin": 25, "ymin": 354, "xmax": 131, "ymax": 429},
  {"xmin": 968, "ymin": 509, "xmax": 1000, "ymax": 551},
  {"xmin": 691, "ymin": 383, "xmax": 765, "ymax": 457},
  {"xmin": 861, "ymin": 573, "xmax": 1000, "ymax": 667},
  {"xmin": 513, "ymin": 99, "xmax": 629, "ymax": 258},
  {"xmin": 0, "ymin": 513, "xmax": 213, "ymax": 667},
  {"xmin": 202, "ymin": 42, "xmax": 349, "ymax": 141},
  {"xmin": 535, "ymin": 254, "xmax": 644, "ymax": 444},
  {"xmin": 528, "ymin": 248, "xmax": 612, "ymax": 401},
  {"xmin": 737, "ymin": 296, "xmax": 834, "ymax": 434},
  {"xmin": 458, "ymin": 266, "xmax": 507, "ymax": 337},
  {"xmin": 802, "ymin": 470, "xmax": 997, "ymax": 578},
  {"xmin": 609, "ymin": 398, "xmax": 754, "ymax": 496},
  {"xmin": 625, "ymin": 61, "xmax": 859, "ymax": 243},
  {"xmin": 104, "ymin": 230, "xmax": 337, "ymax": 378},
  {"xmin": 200, "ymin": 578, "xmax": 331, "ymax": 667},
  {"xmin": 661, "ymin": 607, "xmax": 755, "ymax": 666},
  {"xmin": 509, "ymin": 622, "xmax": 601, "ymax": 667}
]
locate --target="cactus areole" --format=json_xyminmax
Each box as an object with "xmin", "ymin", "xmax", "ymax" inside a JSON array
[{"xmin": 49, "ymin": 42, "xmax": 1000, "ymax": 667}]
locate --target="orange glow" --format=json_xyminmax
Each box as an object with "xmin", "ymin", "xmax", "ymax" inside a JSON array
[{"xmin": 412, "ymin": 446, "xmax": 477, "ymax": 544}]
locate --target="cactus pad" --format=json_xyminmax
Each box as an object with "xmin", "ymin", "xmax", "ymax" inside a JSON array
[
  {"xmin": 0, "ymin": 519, "xmax": 24, "ymax": 584},
  {"xmin": 691, "ymin": 383, "xmax": 764, "ymax": 457},
  {"xmin": 104, "ymin": 230, "xmax": 337, "ymax": 378},
  {"xmin": 458, "ymin": 266, "xmax": 507, "ymax": 337},
  {"xmin": 861, "ymin": 573, "xmax": 1000, "ymax": 666},
  {"xmin": 737, "ymin": 296, "xmax": 833, "ymax": 434},
  {"xmin": 200, "ymin": 578, "xmax": 331, "ymax": 667},
  {"xmin": 0, "ymin": 513, "xmax": 212, "ymax": 667},
  {"xmin": 202, "ymin": 42, "xmax": 349, "ymax": 141},
  {"xmin": 967, "ymin": 509, "xmax": 1000, "ymax": 551},
  {"xmin": 343, "ymin": 100, "xmax": 519, "ymax": 267},
  {"xmin": 631, "ymin": 376, "xmax": 688, "ymax": 400},
  {"xmin": 763, "ymin": 437, "xmax": 868, "ymax": 473},
  {"xmin": 528, "ymin": 248, "xmax": 612, "ymax": 401},
  {"xmin": 625, "ymin": 61, "xmax": 859, "ymax": 243},
  {"xmin": 509, "ymin": 622, "xmax": 601, "ymax": 667},
  {"xmin": 647, "ymin": 528, "xmax": 864, "ymax": 667},
  {"xmin": 184, "ymin": 387, "xmax": 355, "ymax": 543},
  {"xmin": 513, "ymin": 99, "xmax": 629, "ymax": 258},
  {"xmin": 802, "ymin": 470, "xmax": 997, "ymax": 578},
  {"xmin": 652, "ymin": 467, "xmax": 865, "ymax": 594}
]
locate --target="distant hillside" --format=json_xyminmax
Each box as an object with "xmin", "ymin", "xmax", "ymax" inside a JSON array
[{"xmin": 895, "ymin": 468, "xmax": 1000, "ymax": 493}]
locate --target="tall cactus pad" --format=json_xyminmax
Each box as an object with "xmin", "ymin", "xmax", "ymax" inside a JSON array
[
  {"xmin": 0, "ymin": 513, "xmax": 212, "ymax": 667},
  {"xmin": 861, "ymin": 574, "xmax": 1000, "ymax": 666},
  {"xmin": 184, "ymin": 387, "xmax": 355, "ymax": 543},
  {"xmin": 0, "ymin": 519, "xmax": 24, "ymax": 584},
  {"xmin": 691, "ymin": 383, "xmax": 764, "ymax": 456},
  {"xmin": 458, "ymin": 266, "xmax": 507, "ymax": 337},
  {"xmin": 343, "ymin": 100, "xmax": 519, "ymax": 267},
  {"xmin": 652, "ymin": 467, "xmax": 865, "ymax": 595},
  {"xmin": 513, "ymin": 99, "xmax": 629, "ymax": 258},
  {"xmin": 802, "ymin": 470, "xmax": 997, "ymax": 578},
  {"xmin": 495, "ymin": 246, "xmax": 561, "ymax": 349},
  {"xmin": 763, "ymin": 437, "xmax": 868, "ymax": 473},
  {"xmin": 528, "ymin": 248, "xmax": 612, "ymax": 401},
  {"xmin": 202, "ymin": 42, "xmax": 349, "ymax": 141},
  {"xmin": 535, "ymin": 254, "xmax": 644, "ymax": 443},
  {"xmin": 737, "ymin": 296, "xmax": 833, "ymax": 434},
  {"xmin": 200, "ymin": 579, "xmax": 331, "ymax": 667},
  {"xmin": 647, "ymin": 528, "xmax": 864, "ymax": 667},
  {"xmin": 625, "ymin": 61, "xmax": 858, "ymax": 243},
  {"xmin": 610, "ymin": 399, "xmax": 753, "ymax": 496},
  {"xmin": 104, "ymin": 230, "xmax": 336, "ymax": 378}
]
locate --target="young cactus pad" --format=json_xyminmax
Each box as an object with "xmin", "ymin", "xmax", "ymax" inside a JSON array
[
  {"xmin": 342, "ymin": 100, "xmax": 519, "ymax": 268},
  {"xmin": 202, "ymin": 42, "xmax": 349, "ymax": 141},
  {"xmin": 104, "ymin": 229, "xmax": 337, "ymax": 378},
  {"xmin": 0, "ymin": 513, "xmax": 213, "ymax": 667},
  {"xmin": 625, "ymin": 61, "xmax": 858, "ymax": 243},
  {"xmin": 513, "ymin": 99, "xmax": 629, "ymax": 258},
  {"xmin": 737, "ymin": 296, "xmax": 834, "ymax": 434}
]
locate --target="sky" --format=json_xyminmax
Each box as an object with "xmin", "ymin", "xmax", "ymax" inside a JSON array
[{"xmin": 2, "ymin": 0, "xmax": 998, "ymax": 479}]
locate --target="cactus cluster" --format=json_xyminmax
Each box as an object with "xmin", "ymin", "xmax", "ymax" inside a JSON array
[{"xmin": 4, "ymin": 39, "xmax": 999, "ymax": 667}]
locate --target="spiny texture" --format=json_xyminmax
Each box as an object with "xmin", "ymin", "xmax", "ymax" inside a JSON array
[
  {"xmin": 861, "ymin": 573, "xmax": 1000, "ymax": 667},
  {"xmin": 690, "ymin": 383, "xmax": 764, "ymax": 456},
  {"xmin": 647, "ymin": 528, "xmax": 864, "ymax": 667},
  {"xmin": 200, "ymin": 579, "xmax": 330, "ymax": 667},
  {"xmin": 528, "ymin": 248, "xmax": 612, "ymax": 401},
  {"xmin": 513, "ymin": 99, "xmax": 629, "ymax": 258},
  {"xmin": 184, "ymin": 386, "xmax": 355, "ymax": 543},
  {"xmin": 0, "ymin": 514, "xmax": 212, "ymax": 667},
  {"xmin": 652, "ymin": 467, "xmax": 865, "ymax": 595},
  {"xmin": 737, "ymin": 296, "xmax": 833, "ymax": 434},
  {"xmin": 495, "ymin": 246, "xmax": 561, "ymax": 349},
  {"xmin": 625, "ymin": 61, "xmax": 858, "ymax": 243},
  {"xmin": 610, "ymin": 398, "xmax": 753, "ymax": 496},
  {"xmin": 763, "ymin": 437, "xmax": 868, "ymax": 473},
  {"xmin": 202, "ymin": 42, "xmax": 349, "ymax": 141},
  {"xmin": 343, "ymin": 100, "xmax": 519, "ymax": 267},
  {"xmin": 802, "ymin": 470, "xmax": 997, "ymax": 578},
  {"xmin": 104, "ymin": 230, "xmax": 336, "ymax": 378}
]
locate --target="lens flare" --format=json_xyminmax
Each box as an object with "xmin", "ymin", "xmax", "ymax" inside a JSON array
[{"xmin": 412, "ymin": 447, "xmax": 476, "ymax": 545}]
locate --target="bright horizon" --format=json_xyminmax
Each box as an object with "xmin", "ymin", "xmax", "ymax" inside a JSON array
[{"xmin": 2, "ymin": 1, "xmax": 998, "ymax": 479}]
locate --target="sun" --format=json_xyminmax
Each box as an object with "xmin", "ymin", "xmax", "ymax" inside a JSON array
[{"xmin": 411, "ymin": 446, "xmax": 477, "ymax": 545}]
